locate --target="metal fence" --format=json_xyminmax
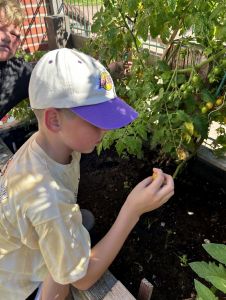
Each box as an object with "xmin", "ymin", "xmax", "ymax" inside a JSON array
[
  {"xmin": 47, "ymin": 0, "xmax": 102, "ymax": 37},
  {"xmin": 20, "ymin": 0, "xmax": 165, "ymax": 56},
  {"xmin": 61, "ymin": 0, "xmax": 165, "ymax": 56}
]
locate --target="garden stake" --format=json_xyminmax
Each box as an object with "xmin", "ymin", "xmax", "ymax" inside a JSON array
[
  {"xmin": 208, "ymin": 72, "xmax": 226, "ymax": 121},
  {"xmin": 137, "ymin": 278, "xmax": 154, "ymax": 300}
]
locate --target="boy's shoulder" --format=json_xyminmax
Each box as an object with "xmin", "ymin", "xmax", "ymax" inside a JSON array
[{"xmin": 6, "ymin": 134, "xmax": 81, "ymax": 184}]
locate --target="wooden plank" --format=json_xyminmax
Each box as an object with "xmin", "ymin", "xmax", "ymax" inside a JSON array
[
  {"xmin": 0, "ymin": 138, "xmax": 13, "ymax": 170},
  {"xmin": 197, "ymin": 121, "xmax": 226, "ymax": 172},
  {"xmin": 197, "ymin": 145, "xmax": 226, "ymax": 172},
  {"xmin": 137, "ymin": 278, "xmax": 154, "ymax": 300},
  {"xmin": 44, "ymin": 15, "xmax": 71, "ymax": 50},
  {"xmin": 70, "ymin": 270, "xmax": 136, "ymax": 300}
]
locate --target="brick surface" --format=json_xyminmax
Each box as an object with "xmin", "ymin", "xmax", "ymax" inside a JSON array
[
  {"xmin": 20, "ymin": 0, "xmax": 49, "ymax": 52},
  {"xmin": 21, "ymin": 25, "xmax": 46, "ymax": 36}
]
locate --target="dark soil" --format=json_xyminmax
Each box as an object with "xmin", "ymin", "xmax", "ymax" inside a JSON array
[{"xmin": 78, "ymin": 149, "xmax": 226, "ymax": 300}]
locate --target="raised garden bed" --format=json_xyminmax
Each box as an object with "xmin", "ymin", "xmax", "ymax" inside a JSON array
[{"xmin": 0, "ymin": 119, "xmax": 37, "ymax": 153}]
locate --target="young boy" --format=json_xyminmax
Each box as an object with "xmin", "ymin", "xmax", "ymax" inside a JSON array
[
  {"xmin": 0, "ymin": 0, "xmax": 33, "ymax": 120},
  {"xmin": 0, "ymin": 48, "xmax": 174, "ymax": 300}
]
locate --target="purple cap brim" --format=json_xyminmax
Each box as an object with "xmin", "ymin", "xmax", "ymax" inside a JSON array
[{"xmin": 70, "ymin": 97, "xmax": 138, "ymax": 130}]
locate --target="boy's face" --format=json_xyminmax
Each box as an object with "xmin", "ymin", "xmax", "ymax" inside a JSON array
[
  {"xmin": 58, "ymin": 109, "xmax": 107, "ymax": 154},
  {"xmin": 0, "ymin": 9, "xmax": 21, "ymax": 61}
]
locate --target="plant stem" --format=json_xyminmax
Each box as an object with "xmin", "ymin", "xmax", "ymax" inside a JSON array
[
  {"xmin": 175, "ymin": 48, "xmax": 226, "ymax": 74},
  {"xmin": 164, "ymin": 45, "xmax": 184, "ymax": 154},
  {"xmin": 162, "ymin": 28, "xmax": 180, "ymax": 60},
  {"xmin": 118, "ymin": 8, "xmax": 145, "ymax": 68},
  {"xmin": 173, "ymin": 160, "xmax": 187, "ymax": 179}
]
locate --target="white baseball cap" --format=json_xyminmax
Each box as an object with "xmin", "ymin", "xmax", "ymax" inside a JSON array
[{"xmin": 29, "ymin": 48, "xmax": 138, "ymax": 130}]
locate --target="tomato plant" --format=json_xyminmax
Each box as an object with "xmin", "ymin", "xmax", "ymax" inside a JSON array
[{"xmin": 83, "ymin": 0, "xmax": 226, "ymax": 177}]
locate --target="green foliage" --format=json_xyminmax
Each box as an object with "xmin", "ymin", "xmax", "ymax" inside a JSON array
[
  {"xmin": 9, "ymin": 98, "xmax": 34, "ymax": 122},
  {"xmin": 15, "ymin": 49, "xmax": 46, "ymax": 62},
  {"xmin": 189, "ymin": 243, "xmax": 226, "ymax": 300},
  {"xmin": 83, "ymin": 0, "xmax": 226, "ymax": 175}
]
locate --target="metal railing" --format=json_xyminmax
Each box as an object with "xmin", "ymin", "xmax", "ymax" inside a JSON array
[
  {"xmin": 62, "ymin": 0, "xmax": 102, "ymax": 36},
  {"xmin": 20, "ymin": 0, "xmax": 165, "ymax": 55}
]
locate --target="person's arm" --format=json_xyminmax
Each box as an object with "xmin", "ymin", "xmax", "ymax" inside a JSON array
[
  {"xmin": 40, "ymin": 274, "xmax": 70, "ymax": 300},
  {"xmin": 0, "ymin": 58, "xmax": 33, "ymax": 119},
  {"xmin": 73, "ymin": 168, "xmax": 174, "ymax": 290}
]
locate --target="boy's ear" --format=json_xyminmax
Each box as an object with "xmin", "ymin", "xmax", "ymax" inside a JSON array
[{"xmin": 44, "ymin": 108, "xmax": 61, "ymax": 132}]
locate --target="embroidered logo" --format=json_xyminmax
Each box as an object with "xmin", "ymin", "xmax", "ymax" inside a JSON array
[{"xmin": 99, "ymin": 71, "xmax": 113, "ymax": 91}]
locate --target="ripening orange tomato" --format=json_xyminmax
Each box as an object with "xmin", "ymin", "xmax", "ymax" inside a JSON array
[
  {"xmin": 206, "ymin": 102, "xmax": 213, "ymax": 110},
  {"xmin": 215, "ymin": 97, "xmax": 223, "ymax": 106},
  {"xmin": 152, "ymin": 172, "xmax": 158, "ymax": 180}
]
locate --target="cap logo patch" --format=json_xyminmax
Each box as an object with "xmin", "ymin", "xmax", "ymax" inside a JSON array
[{"xmin": 99, "ymin": 71, "xmax": 112, "ymax": 91}]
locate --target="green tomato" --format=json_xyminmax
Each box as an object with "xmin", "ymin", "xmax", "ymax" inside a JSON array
[
  {"xmin": 182, "ymin": 90, "xmax": 189, "ymax": 99},
  {"xmin": 208, "ymin": 76, "xmax": 215, "ymax": 84},
  {"xmin": 180, "ymin": 84, "xmax": 187, "ymax": 91},
  {"xmin": 191, "ymin": 75, "xmax": 200, "ymax": 86},
  {"xmin": 213, "ymin": 66, "xmax": 221, "ymax": 75},
  {"xmin": 201, "ymin": 106, "xmax": 208, "ymax": 114},
  {"xmin": 186, "ymin": 85, "xmax": 193, "ymax": 93}
]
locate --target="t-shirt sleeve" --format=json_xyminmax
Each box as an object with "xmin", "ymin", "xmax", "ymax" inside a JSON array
[{"xmin": 34, "ymin": 203, "xmax": 91, "ymax": 284}]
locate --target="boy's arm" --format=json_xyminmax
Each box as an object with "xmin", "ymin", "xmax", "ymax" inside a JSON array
[
  {"xmin": 40, "ymin": 274, "xmax": 70, "ymax": 300},
  {"xmin": 73, "ymin": 168, "xmax": 174, "ymax": 290}
]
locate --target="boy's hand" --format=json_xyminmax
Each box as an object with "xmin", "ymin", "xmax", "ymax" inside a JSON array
[{"xmin": 124, "ymin": 168, "xmax": 174, "ymax": 219}]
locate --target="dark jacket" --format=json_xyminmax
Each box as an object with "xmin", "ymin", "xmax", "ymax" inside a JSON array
[{"xmin": 0, "ymin": 57, "xmax": 33, "ymax": 120}]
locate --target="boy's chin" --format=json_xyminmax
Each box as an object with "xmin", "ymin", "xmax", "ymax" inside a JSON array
[{"xmin": 81, "ymin": 147, "xmax": 96, "ymax": 154}]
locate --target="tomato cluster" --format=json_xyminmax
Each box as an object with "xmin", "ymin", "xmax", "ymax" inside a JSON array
[{"xmin": 201, "ymin": 96, "xmax": 224, "ymax": 114}]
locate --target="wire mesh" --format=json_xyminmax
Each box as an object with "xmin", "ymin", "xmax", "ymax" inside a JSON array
[
  {"xmin": 63, "ymin": 0, "xmax": 102, "ymax": 36},
  {"xmin": 19, "ymin": 0, "xmax": 163, "ymax": 54}
]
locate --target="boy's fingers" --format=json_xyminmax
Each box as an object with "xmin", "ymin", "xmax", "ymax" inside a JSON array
[
  {"xmin": 138, "ymin": 176, "xmax": 152, "ymax": 188},
  {"xmin": 149, "ymin": 169, "xmax": 165, "ymax": 188},
  {"xmin": 136, "ymin": 170, "xmax": 174, "ymax": 196},
  {"xmin": 159, "ymin": 190, "xmax": 174, "ymax": 205},
  {"xmin": 163, "ymin": 173, "xmax": 174, "ymax": 188},
  {"xmin": 157, "ymin": 174, "xmax": 174, "ymax": 198}
]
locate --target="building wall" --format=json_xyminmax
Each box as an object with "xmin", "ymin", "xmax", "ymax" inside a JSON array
[{"xmin": 20, "ymin": 0, "xmax": 50, "ymax": 53}]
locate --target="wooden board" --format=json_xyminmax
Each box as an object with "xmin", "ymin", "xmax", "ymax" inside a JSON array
[{"xmin": 70, "ymin": 270, "xmax": 136, "ymax": 300}]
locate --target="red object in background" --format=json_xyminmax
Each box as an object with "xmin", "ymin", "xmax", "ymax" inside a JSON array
[{"xmin": 0, "ymin": 114, "xmax": 9, "ymax": 123}]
